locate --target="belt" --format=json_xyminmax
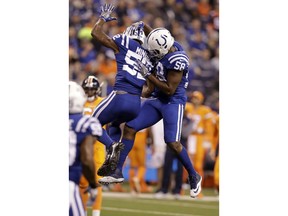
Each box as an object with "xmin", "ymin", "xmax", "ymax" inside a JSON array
[
  {"xmin": 115, "ymin": 90, "xmax": 128, "ymax": 95},
  {"xmin": 115, "ymin": 90, "xmax": 139, "ymax": 96}
]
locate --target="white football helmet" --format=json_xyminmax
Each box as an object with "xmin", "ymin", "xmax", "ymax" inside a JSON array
[
  {"xmin": 123, "ymin": 24, "xmax": 145, "ymax": 45},
  {"xmin": 69, "ymin": 81, "xmax": 87, "ymax": 114},
  {"xmin": 146, "ymin": 28, "xmax": 175, "ymax": 60}
]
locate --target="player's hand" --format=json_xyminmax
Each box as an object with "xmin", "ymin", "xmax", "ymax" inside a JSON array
[
  {"xmin": 84, "ymin": 185, "xmax": 98, "ymax": 202},
  {"xmin": 132, "ymin": 21, "xmax": 144, "ymax": 30},
  {"xmin": 100, "ymin": 3, "xmax": 117, "ymax": 22},
  {"xmin": 134, "ymin": 59, "xmax": 153, "ymax": 78}
]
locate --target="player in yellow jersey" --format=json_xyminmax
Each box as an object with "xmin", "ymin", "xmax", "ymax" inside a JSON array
[
  {"xmin": 79, "ymin": 75, "xmax": 105, "ymax": 216},
  {"xmin": 212, "ymin": 111, "xmax": 219, "ymax": 193},
  {"xmin": 128, "ymin": 128, "xmax": 150, "ymax": 194},
  {"xmin": 185, "ymin": 91, "xmax": 214, "ymax": 197}
]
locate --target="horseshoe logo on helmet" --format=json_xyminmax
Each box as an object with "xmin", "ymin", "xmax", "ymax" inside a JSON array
[{"xmin": 156, "ymin": 35, "xmax": 167, "ymax": 47}]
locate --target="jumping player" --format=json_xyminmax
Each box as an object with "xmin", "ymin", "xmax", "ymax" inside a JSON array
[{"xmin": 90, "ymin": 4, "xmax": 152, "ymax": 176}]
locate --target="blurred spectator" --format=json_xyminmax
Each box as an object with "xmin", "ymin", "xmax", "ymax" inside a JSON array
[{"xmin": 128, "ymin": 128, "xmax": 151, "ymax": 194}]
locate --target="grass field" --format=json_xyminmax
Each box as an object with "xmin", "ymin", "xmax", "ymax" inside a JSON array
[{"xmin": 86, "ymin": 188, "xmax": 219, "ymax": 216}]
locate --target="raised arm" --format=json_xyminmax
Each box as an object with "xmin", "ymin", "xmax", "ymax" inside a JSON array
[{"xmin": 91, "ymin": 4, "xmax": 119, "ymax": 53}]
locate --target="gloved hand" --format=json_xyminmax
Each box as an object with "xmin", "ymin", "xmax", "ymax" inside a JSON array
[
  {"xmin": 84, "ymin": 185, "xmax": 98, "ymax": 202},
  {"xmin": 134, "ymin": 59, "xmax": 153, "ymax": 78},
  {"xmin": 132, "ymin": 21, "xmax": 144, "ymax": 30},
  {"xmin": 100, "ymin": 3, "xmax": 117, "ymax": 22}
]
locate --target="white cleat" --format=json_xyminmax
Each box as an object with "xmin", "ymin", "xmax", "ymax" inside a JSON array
[{"xmin": 189, "ymin": 172, "xmax": 202, "ymax": 198}]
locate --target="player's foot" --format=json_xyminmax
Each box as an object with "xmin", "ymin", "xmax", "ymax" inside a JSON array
[
  {"xmin": 189, "ymin": 172, "xmax": 202, "ymax": 198},
  {"xmin": 154, "ymin": 191, "xmax": 167, "ymax": 199},
  {"xmin": 98, "ymin": 168, "xmax": 124, "ymax": 185},
  {"xmin": 97, "ymin": 142, "xmax": 124, "ymax": 176},
  {"xmin": 132, "ymin": 177, "xmax": 141, "ymax": 193}
]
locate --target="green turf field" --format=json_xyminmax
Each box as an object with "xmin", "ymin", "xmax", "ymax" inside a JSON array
[{"xmin": 87, "ymin": 188, "xmax": 219, "ymax": 216}]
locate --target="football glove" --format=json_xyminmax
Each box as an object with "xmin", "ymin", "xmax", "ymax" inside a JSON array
[
  {"xmin": 84, "ymin": 185, "xmax": 98, "ymax": 203},
  {"xmin": 134, "ymin": 59, "xmax": 153, "ymax": 78},
  {"xmin": 100, "ymin": 3, "xmax": 117, "ymax": 22},
  {"xmin": 131, "ymin": 21, "xmax": 144, "ymax": 30}
]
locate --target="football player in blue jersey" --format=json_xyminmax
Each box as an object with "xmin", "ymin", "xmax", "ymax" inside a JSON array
[
  {"xmin": 99, "ymin": 25, "xmax": 202, "ymax": 198},
  {"xmin": 90, "ymin": 4, "xmax": 153, "ymax": 176},
  {"xmin": 69, "ymin": 81, "xmax": 103, "ymax": 216}
]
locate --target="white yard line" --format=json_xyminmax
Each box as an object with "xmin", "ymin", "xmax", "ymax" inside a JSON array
[{"xmin": 102, "ymin": 207, "xmax": 202, "ymax": 216}]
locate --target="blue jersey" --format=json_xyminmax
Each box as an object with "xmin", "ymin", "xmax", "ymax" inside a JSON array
[
  {"xmin": 153, "ymin": 41, "xmax": 189, "ymax": 104},
  {"xmin": 112, "ymin": 34, "xmax": 149, "ymax": 95},
  {"xmin": 69, "ymin": 113, "xmax": 102, "ymax": 184}
]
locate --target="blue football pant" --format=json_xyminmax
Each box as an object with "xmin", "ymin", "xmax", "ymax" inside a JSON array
[
  {"xmin": 126, "ymin": 98, "xmax": 184, "ymax": 143},
  {"xmin": 92, "ymin": 91, "xmax": 141, "ymax": 145}
]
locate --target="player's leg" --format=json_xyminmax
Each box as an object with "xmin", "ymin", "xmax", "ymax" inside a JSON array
[
  {"xmin": 128, "ymin": 145, "xmax": 139, "ymax": 193},
  {"xmin": 160, "ymin": 147, "xmax": 174, "ymax": 194},
  {"xmin": 136, "ymin": 141, "xmax": 147, "ymax": 193},
  {"xmin": 98, "ymin": 100, "xmax": 161, "ymax": 184},
  {"xmin": 173, "ymin": 157, "xmax": 184, "ymax": 199},
  {"xmin": 162, "ymin": 103, "xmax": 201, "ymax": 198},
  {"xmin": 96, "ymin": 93, "xmax": 141, "ymax": 176},
  {"xmin": 69, "ymin": 181, "xmax": 85, "ymax": 216},
  {"xmin": 214, "ymin": 156, "xmax": 219, "ymax": 193},
  {"xmin": 78, "ymin": 175, "xmax": 89, "ymax": 214},
  {"xmin": 92, "ymin": 142, "xmax": 105, "ymax": 216}
]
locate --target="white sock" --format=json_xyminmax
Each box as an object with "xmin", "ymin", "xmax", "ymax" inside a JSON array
[{"xmin": 92, "ymin": 210, "xmax": 101, "ymax": 216}]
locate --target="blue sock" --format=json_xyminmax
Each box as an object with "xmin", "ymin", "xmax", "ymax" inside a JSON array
[
  {"xmin": 108, "ymin": 125, "xmax": 122, "ymax": 142},
  {"xmin": 97, "ymin": 129, "xmax": 114, "ymax": 148},
  {"xmin": 176, "ymin": 147, "xmax": 197, "ymax": 176},
  {"xmin": 117, "ymin": 138, "xmax": 134, "ymax": 170}
]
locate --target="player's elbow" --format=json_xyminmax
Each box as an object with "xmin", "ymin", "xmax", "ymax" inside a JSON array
[
  {"xmin": 91, "ymin": 25, "xmax": 101, "ymax": 39},
  {"xmin": 165, "ymin": 88, "xmax": 176, "ymax": 96}
]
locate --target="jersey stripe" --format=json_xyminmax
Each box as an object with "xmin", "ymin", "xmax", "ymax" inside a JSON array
[
  {"xmin": 168, "ymin": 53, "xmax": 189, "ymax": 62},
  {"xmin": 81, "ymin": 117, "xmax": 97, "ymax": 132},
  {"xmin": 121, "ymin": 34, "xmax": 126, "ymax": 47},
  {"xmin": 125, "ymin": 35, "xmax": 129, "ymax": 48},
  {"xmin": 75, "ymin": 115, "xmax": 89, "ymax": 132},
  {"xmin": 170, "ymin": 57, "xmax": 189, "ymax": 64}
]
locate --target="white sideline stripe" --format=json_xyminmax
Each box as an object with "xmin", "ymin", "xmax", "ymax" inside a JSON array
[
  {"xmin": 102, "ymin": 207, "xmax": 201, "ymax": 216},
  {"xmin": 105, "ymin": 197, "xmax": 218, "ymax": 210}
]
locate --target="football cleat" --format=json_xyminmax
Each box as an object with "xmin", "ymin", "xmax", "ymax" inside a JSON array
[
  {"xmin": 98, "ymin": 168, "xmax": 124, "ymax": 185},
  {"xmin": 97, "ymin": 142, "xmax": 124, "ymax": 176},
  {"xmin": 189, "ymin": 172, "xmax": 202, "ymax": 198}
]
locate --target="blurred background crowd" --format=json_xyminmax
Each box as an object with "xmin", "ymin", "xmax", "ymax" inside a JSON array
[
  {"xmin": 69, "ymin": 0, "xmax": 219, "ymax": 198},
  {"xmin": 69, "ymin": 0, "xmax": 219, "ymax": 111}
]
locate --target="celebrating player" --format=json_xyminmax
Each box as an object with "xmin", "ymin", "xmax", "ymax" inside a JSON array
[
  {"xmin": 69, "ymin": 81, "xmax": 103, "ymax": 216},
  {"xmin": 99, "ymin": 25, "xmax": 202, "ymax": 198},
  {"xmin": 90, "ymin": 4, "xmax": 153, "ymax": 176}
]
